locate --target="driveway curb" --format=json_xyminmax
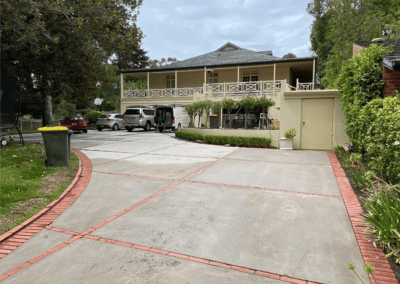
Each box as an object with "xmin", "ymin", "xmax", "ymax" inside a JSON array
[
  {"xmin": 328, "ymin": 151, "xmax": 398, "ymax": 284},
  {"xmin": 0, "ymin": 149, "xmax": 92, "ymax": 259}
]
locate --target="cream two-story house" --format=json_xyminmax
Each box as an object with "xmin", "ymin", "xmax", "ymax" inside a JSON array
[
  {"xmin": 120, "ymin": 42, "xmax": 316, "ymax": 127},
  {"xmin": 120, "ymin": 42, "xmax": 348, "ymax": 150}
]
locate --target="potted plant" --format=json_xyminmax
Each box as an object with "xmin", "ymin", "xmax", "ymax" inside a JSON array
[{"xmin": 280, "ymin": 128, "xmax": 296, "ymax": 150}]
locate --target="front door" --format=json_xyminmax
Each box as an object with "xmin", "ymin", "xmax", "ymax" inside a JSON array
[{"xmin": 301, "ymin": 98, "xmax": 334, "ymax": 150}]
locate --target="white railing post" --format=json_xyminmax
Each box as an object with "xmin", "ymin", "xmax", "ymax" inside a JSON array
[{"xmin": 296, "ymin": 78, "xmax": 299, "ymax": 90}]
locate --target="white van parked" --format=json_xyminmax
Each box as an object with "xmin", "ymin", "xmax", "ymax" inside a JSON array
[{"xmin": 154, "ymin": 104, "xmax": 190, "ymax": 132}]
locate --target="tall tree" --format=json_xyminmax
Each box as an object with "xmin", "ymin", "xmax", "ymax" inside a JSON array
[
  {"xmin": 1, "ymin": 0, "xmax": 145, "ymax": 125},
  {"xmin": 307, "ymin": 0, "xmax": 399, "ymax": 88},
  {"xmin": 282, "ymin": 53, "xmax": 297, "ymax": 58}
]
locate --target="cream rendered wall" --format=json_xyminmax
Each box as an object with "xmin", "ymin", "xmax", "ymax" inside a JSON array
[
  {"xmin": 333, "ymin": 98, "xmax": 350, "ymax": 149},
  {"xmin": 279, "ymin": 98, "xmax": 302, "ymax": 149},
  {"xmin": 279, "ymin": 92, "xmax": 350, "ymax": 150},
  {"xmin": 177, "ymin": 71, "xmax": 204, "ymax": 88},
  {"xmin": 148, "ymin": 73, "xmax": 167, "ymax": 89}
]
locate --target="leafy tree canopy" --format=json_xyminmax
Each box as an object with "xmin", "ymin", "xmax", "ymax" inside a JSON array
[
  {"xmin": 307, "ymin": 0, "xmax": 400, "ymax": 88},
  {"xmin": 1, "ymin": 0, "xmax": 147, "ymax": 125},
  {"xmin": 282, "ymin": 53, "xmax": 297, "ymax": 58}
]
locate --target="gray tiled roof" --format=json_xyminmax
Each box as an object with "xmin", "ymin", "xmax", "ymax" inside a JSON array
[
  {"xmin": 124, "ymin": 42, "xmax": 316, "ymax": 73},
  {"xmin": 163, "ymin": 42, "xmax": 281, "ymax": 69},
  {"xmin": 355, "ymin": 39, "xmax": 400, "ymax": 56},
  {"xmin": 355, "ymin": 39, "xmax": 400, "ymax": 71}
]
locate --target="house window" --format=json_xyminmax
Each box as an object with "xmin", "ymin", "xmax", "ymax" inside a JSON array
[
  {"xmin": 166, "ymin": 75, "xmax": 175, "ymax": 88},
  {"xmin": 243, "ymin": 71, "xmax": 258, "ymax": 82},
  {"xmin": 208, "ymin": 72, "xmax": 218, "ymax": 83}
]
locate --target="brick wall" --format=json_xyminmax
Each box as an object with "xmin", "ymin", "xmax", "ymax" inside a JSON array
[
  {"xmin": 383, "ymin": 66, "xmax": 400, "ymax": 97},
  {"xmin": 352, "ymin": 43, "xmax": 364, "ymax": 57}
]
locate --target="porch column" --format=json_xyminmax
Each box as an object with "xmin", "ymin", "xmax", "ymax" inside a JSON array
[
  {"xmin": 312, "ymin": 59, "xmax": 316, "ymax": 90},
  {"xmin": 175, "ymin": 70, "xmax": 178, "ymax": 97},
  {"xmin": 237, "ymin": 66, "xmax": 240, "ymax": 83},
  {"xmin": 147, "ymin": 72, "xmax": 149, "ymax": 96},
  {"xmin": 273, "ymin": 63, "xmax": 276, "ymax": 96},
  {"xmin": 120, "ymin": 72, "xmax": 123, "ymax": 98},
  {"xmin": 204, "ymin": 67, "xmax": 207, "ymax": 96}
]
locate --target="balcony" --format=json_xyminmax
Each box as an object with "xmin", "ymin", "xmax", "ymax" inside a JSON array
[{"xmin": 122, "ymin": 80, "xmax": 314, "ymax": 99}]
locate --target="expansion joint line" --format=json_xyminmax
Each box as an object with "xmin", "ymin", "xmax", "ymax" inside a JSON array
[
  {"xmin": 0, "ymin": 147, "xmax": 242, "ymax": 281},
  {"xmin": 91, "ymin": 141, "xmax": 190, "ymax": 168}
]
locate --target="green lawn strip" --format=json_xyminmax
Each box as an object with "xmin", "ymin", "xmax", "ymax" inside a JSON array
[
  {"xmin": 0, "ymin": 142, "xmax": 79, "ymax": 233},
  {"xmin": 6, "ymin": 129, "xmax": 39, "ymax": 135},
  {"xmin": 4, "ymin": 169, "xmax": 78, "ymax": 232}
]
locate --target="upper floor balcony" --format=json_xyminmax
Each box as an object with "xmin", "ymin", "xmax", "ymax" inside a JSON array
[{"xmin": 122, "ymin": 79, "xmax": 314, "ymax": 99}]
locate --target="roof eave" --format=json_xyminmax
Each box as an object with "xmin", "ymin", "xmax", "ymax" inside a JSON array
[{"xmin": 120, "ymin": 56, "xmax": 317, "ymax": 74}]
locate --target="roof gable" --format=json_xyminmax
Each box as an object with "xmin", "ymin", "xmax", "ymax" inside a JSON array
[{"xmin": 216, "ymin": 42, "xmax": 242, "ymax": 52}]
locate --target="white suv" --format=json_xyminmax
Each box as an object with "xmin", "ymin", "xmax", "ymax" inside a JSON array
[{"xmin": 123, "ymin": 106, "xmax": 155, "ymax": 132}]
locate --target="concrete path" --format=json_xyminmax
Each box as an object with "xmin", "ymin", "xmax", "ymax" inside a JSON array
[{"xmin": 1, "ymin": 131, "xmax": 373, "ymax": 283}]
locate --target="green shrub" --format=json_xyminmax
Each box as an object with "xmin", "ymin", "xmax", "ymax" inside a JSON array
[
  {"xmin": 335, "ymin": 44, "xmax": 393, "ymax": 153},
  {"xmin": 204, "ymin": 134, "xmax": 271, "ymax": 147},
  {"xmin": 175, "ymin": 130, "xmax": 204, "ymax": 141},
  {"xmin": 359, "ymin": 185, "xmax": 400, "ymax": 263},
  {"xmin": 361, "ymin": 95, "xmax": 400, "ymax": 184},
  {"xmin": 86, "ymin": 111, "xmax": 103, "ymax": 124}
]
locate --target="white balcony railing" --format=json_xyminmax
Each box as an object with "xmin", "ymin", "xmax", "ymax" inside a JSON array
[
  {"xmin": 205, "ymin": 80, "xmax": 285, "ymax": 95},
  {"xmin": 123, "ymin": 87, "xmax": 203, "ymax": 98},
  {"xmin": 123, "ymin": 80, "xmax": 314, "ymax": 99}
]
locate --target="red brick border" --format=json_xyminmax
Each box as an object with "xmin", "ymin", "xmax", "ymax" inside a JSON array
[
  {"xmin": 0, "ymin": 148, "xmax": 346, "ymax": 283},
  {"xmin": 328, "ymin": 151, "xmax": 398, "ymax": 284},
  {"xmin": 0, "ymin": 149, "xmax": 92, "ymax": 259}
]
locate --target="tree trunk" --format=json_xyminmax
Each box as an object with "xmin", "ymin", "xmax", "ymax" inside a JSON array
[
  {"xmin": 229, "ymin": 109, "xmax": 232, "ymax": 129},
  {"xmin": 244, "ymin": 109, "xmax": 247, "ymax": 129},
  {"xmin": 197, "ymin": 111, "xmax": 201, "ymax": 128},
  {"xmin": 262, "ymin": 109, "xmax": 265, "ymax": 129},
  {"xmin": 41, "ymin": 78, "xmax": 53, "ymax": 126}
]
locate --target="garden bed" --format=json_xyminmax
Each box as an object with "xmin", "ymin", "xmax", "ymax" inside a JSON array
[{"xmin": 334, "ymin": 148, "xmax": 400, "ymax": 281}]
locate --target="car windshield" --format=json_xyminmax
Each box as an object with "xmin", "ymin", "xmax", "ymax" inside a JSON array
[
  {"xmin": 99, "ymin": 115, "xmax": 109, "ymax": 118},
  {"xmin": 124, "ymin": 109, "xmax": 140, "ymax": 115}
]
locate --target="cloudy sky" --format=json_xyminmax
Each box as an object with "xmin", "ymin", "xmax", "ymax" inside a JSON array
[{"xmin": 136, "ymin": 0, "xmax": 315, "ymax": 62}]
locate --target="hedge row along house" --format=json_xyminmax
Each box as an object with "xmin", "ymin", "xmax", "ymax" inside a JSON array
[{"xmin": 120, "ymin": 42, "xmax": 349, "ymax": 150}]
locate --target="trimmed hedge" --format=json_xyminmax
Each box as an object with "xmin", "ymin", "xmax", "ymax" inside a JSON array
[
  {"xmin": 175, "ymin": 130, "xmax": 272, "ymax": 148},
  {"xmin": 175, "ymin": 130, "xmax": 204, "ymax": 141}
]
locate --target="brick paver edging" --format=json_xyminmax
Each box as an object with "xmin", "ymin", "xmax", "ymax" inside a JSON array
[
  {"xmin": 0, "ymin": 149, "xmax": 92, "ymax": 259},
  {"xmin": 327, "ymin": 151, "xmax": 398, "ymax": 284}
]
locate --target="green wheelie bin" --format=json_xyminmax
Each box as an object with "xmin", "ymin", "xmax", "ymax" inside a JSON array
[{"xmin": 38, "ymin": 126, "xmax": 74, "ymax": 167}]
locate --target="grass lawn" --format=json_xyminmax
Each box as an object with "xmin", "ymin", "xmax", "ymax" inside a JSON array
[
  {"xmin": 6, "ymin": 129, "xmax": 39, "ymax": 135},
  {"xmin": 0, "ymin": 141, "xmax": 79, "ymax": 235}
]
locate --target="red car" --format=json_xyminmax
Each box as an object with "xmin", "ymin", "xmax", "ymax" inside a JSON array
[{"xmin": 61, "ymin": 115, "xmax": 88, "ymax": 133}]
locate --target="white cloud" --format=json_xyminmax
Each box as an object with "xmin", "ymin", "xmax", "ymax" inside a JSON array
[
  {"xmin": 174, "ymin": 5, "xmax": 204, "ymax": 15},
  {"xmin": 278, "ymin": 14, "xmax": 304, "ymax": 25}
]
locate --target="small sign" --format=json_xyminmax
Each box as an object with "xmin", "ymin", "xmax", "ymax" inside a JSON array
[{"xmin": 94, "ymin": 98, "xmax": 102, "ymax": 105}]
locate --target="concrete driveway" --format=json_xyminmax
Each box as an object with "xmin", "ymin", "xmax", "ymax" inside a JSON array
[{"xmin": 0, "ymin": 131, "xmax": 369, "ymax": 283}]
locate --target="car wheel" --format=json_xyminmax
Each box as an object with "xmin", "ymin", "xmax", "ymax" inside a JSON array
[
  {"xmin": 83, "ymin": 129, "xmax": 88, "ymax": 133},
  {"xmin": 158, "ymin": 127, "xmax": 164, "ymax": 133},
  {"xmin": 97, "ymin": 127, "xmax": 103, "ymax": 131},
  {"xmin": 126, "ymin": 127, "xmax": 133, "ymax": 132},
  {"xmin": 112, "ymin": 124, "xmax": 119, "ymax": 131},
  {"xmin": 144, "ymin": 121, "xmax": 151, "ymax": 131}
]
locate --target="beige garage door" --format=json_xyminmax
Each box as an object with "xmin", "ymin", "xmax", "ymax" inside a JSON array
[{"xmin": 301, "ymin": 98, "xmax": 334, "ymax": 150}]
